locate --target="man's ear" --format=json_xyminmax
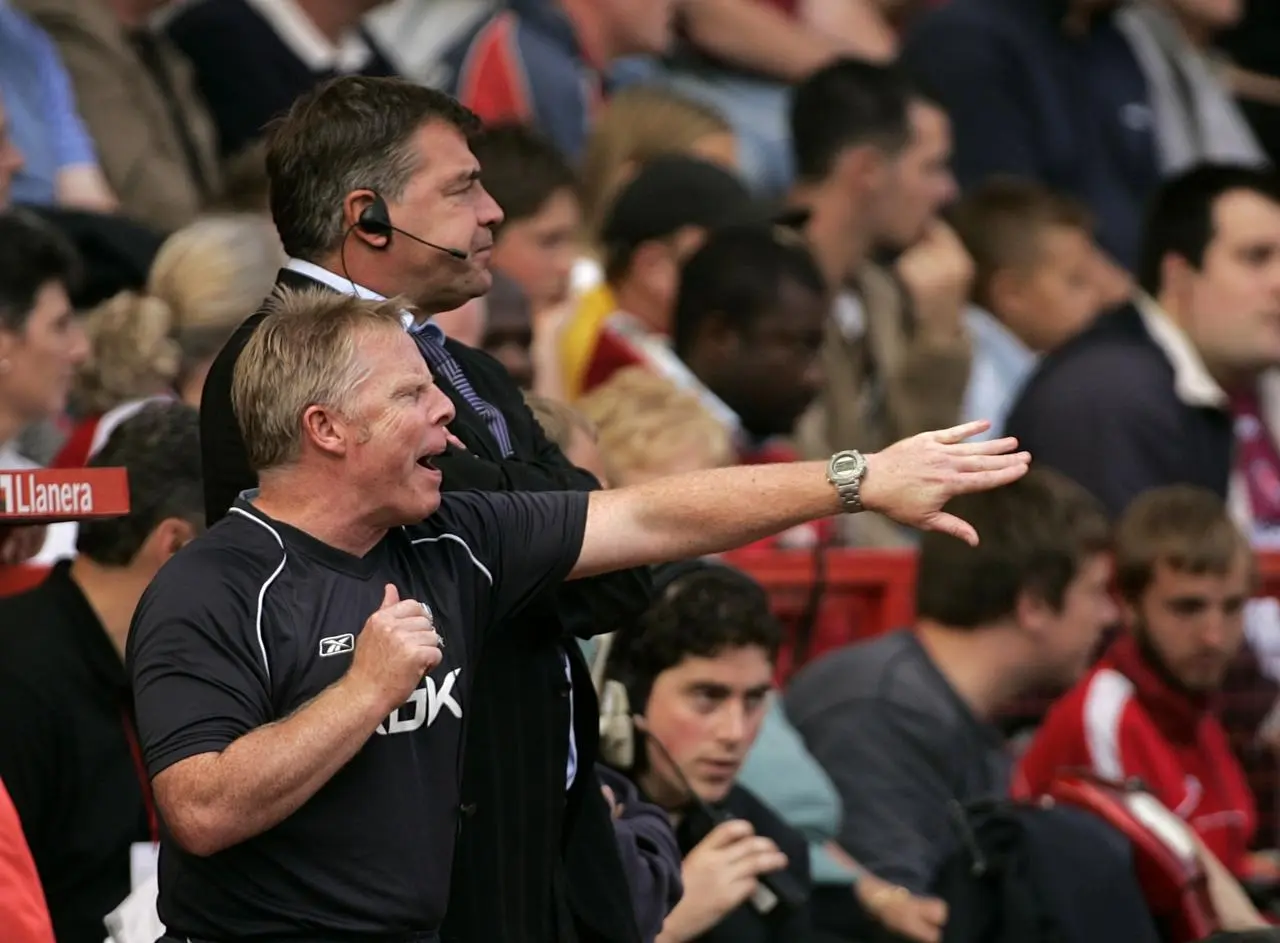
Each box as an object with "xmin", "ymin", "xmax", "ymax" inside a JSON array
[
  {"xmin": 834, "ymin": 144, "xmax": 888, "ymax": 194},
  {"xmin": 301, "ymin": 404, "xmax": 352, "ymax": 458},
  {"xmin": 343, "ymin": 189, "xmax": 388, "ymax": 250},
  {"xmin": 987, "ymin": 267, "xmax": 1027, "ymax": 320},
  {"xmin": 1014, "ymin": 587, "xmax": 1056, "ymax": 639},
  {"xmin": 138, "ymin": 517, "xmax": 198, "ymax": 568}
]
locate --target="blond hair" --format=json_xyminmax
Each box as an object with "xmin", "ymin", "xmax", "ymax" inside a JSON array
[
  {"xmin": 580, "ymin": 86, "xmax": 733, "ymax": 243},
  {"xmin": 524, "ymin": 393, "xmax": 596, "ymax": 452},
  {"xmin": 1114, "ymin": 485, "xmax": 1255, "ymax": 604},
  {"xmin": 73, "ymin": 214, "xmax": 284, "ymax": 413},
  {"xmin": 232, "ymin": 288, "xmax": 405, "ymax": 472},
  {"xmin": 577, "ymin": 367, "xmax": 734, "ymax": 485}
]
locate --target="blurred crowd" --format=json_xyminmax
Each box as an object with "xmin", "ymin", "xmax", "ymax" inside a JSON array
[{"xmin": 6, "ymin": 0, "xmax": 1280, "ymax": 942}]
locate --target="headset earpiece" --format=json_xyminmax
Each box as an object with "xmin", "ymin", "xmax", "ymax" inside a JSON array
[{"xmin": 356, "ymin": 193, "xmax": 394, "ymax": 239}]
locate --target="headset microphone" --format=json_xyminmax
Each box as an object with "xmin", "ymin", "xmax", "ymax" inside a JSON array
[{"xmin": 356, "ymin": 193, "xmax": 470, "ymax": 261}]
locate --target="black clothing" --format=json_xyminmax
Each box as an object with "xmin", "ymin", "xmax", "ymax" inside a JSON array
[
  {"xmin": 128, "ymin": 490, "xmax": 589, "ymax": 941},
  {"xmin": 671, "ymin": 785, "xmax": 812, "ymax": 943},
  {"xmin": 0, "ymin": 561, "xmax": 151, "ymax": 943},
  {"xmin": 1003, "ymin": 303, "xmax": 1232, "ymax": 517},
  {"xmin": 166, "ymin": 0, "xmax": 398, "ymax": 159},
  {"xmin": 200, "ymin": 268, "xmax": 652, "ymax": 943}
]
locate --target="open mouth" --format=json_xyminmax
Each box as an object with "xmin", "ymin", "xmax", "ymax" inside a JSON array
[{"xmin": 416, "ymin": 454, "xmax": 439, "ymax": 471}]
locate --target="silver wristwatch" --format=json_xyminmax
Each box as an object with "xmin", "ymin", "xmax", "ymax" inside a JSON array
[{"xmin": 827, "ymin": 450, "xmax": 868, "ymax": 514}]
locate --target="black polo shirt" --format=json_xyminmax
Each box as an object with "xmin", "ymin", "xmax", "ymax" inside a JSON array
[
  {"xmin": 0, "ymin": 561, "xmax": 152, "ymax": 943},
  {"xmin": 127, "ymin": 489, "xmax": 589, "ymax": 941}
]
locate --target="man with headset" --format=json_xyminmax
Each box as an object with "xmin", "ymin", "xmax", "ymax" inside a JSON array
[{"xmin": 198, "ymin": 77, "xmax": 655, "ymax": 943}]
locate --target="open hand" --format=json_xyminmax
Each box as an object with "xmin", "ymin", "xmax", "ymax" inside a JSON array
[{"xmin": 861, "ymin": 420, "xmax": 1030, "ymax": 545}]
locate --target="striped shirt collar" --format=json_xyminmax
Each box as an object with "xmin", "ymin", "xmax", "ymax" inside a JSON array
[{"xmin": 283, "ymin": 258, "xmax": 445, "ymax": 343}]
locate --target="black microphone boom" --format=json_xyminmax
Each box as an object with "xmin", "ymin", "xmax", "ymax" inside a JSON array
[{"xmin": 390, "ymin": 224, "xmax": 470, "ymax": 261}]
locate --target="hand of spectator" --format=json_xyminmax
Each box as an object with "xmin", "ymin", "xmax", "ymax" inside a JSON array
[
  {"xmin": 862, "ymin": 420, "xmax": 1030, "ymax": 545},
  {"xmin": 345, "ymin": 584, "xmax": 443, "ymax": 713},
  {"xmin": 856, "ymin": 872, "xmax": 949, "ymax": 943},
  {"xmin": 0, "ymin": 525, "xmax": 47, "ymax": 565},
  {"xmin": 602, "ymin": 784, "xmax": 624, "ymax": 819},
  {"xmin": 661, "ymin": 818, "xmax": 788, "ymax": 941},
  {"xmin": 895, "ymin": 219, "xmax": 974, "ymax": 345}
]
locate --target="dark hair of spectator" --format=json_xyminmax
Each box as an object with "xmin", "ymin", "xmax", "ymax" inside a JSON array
[
  {"xmin": 949, "ymin": 177, "xmax": 1094, "ymax": 311},
  {"xmin": 265, "ymin": 76, "xmax": 481, "ymax": 260},
  {"xmin": 915, "ymin": 470, "xmax": 1111, "ymax": 629},
  {"xmin": 76, "ymin": 401, "xmax": 204, "ymax": 566},
  {"xmin": 0, "ymin": 210, "xmax": 80, "ymax": 333},
  {"xmin": 470, "ymin": 123, "xmax": 577, "ymax": 234},
  {"xmin": 671, "ymin": 224, "xmax": 827, "ymax": 359},
  {"xmin": 1137, "ymin": 163, "xmax": 1280, "ymax": 297},
  {"xmin": 1113, "ymin": 485, "xmax": 1253, "ymax": 605},
  {"xmin": 790, "ymin": 58, "xmax": 914, "ymax": 184},
  {"xmin": 605, "ymin": 562, "xmax": 782, "ymax": 711}
]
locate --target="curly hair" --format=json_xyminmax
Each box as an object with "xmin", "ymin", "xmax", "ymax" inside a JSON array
[
  {"xmin": 576, "ymin": 367, "xmax": 733, "ymax": 485},
  {"xmin": 605, "ymin": 562, "xmax": 782, "ymax": 710},
  {"xmin": 72, "ymin": 214, "xmax": 283, "ymax": 413}
]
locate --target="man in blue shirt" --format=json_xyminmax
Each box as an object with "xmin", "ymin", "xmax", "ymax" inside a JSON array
[{"xmin": 0, "ymin": 0, "xmax": 115, "ymax": 212}]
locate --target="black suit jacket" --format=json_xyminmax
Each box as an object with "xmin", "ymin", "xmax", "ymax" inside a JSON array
[{"xmin": 199, "ymin": 269, "xmax": 653, "ymax": 943}]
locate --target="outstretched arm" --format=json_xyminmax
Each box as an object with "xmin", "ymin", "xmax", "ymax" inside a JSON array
[{"xmin": 571, "ymin": 421, "xmax": 1029, "ymax": 580}]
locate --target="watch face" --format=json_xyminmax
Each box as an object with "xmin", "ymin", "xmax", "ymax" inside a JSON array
[{"xmin": 833, "ymin": 452, "xmax": 864, "ymax": 479}]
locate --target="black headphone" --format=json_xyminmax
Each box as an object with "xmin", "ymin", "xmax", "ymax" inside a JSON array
[{"xmin": 354, "ymin": 192, "xmax": 470, "ymax": 261}]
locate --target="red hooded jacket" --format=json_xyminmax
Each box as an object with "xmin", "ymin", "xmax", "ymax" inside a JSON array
[{"xmin": 1014, "ymin": 635, "xmax": 1257, "ymax": 877}]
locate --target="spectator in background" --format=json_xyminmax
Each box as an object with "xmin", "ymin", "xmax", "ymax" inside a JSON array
[
  {"xmin": 785, "ymin": 60, "xmax": 970, "ymax": 545},
  {"xmin": 950, "ymin": 179, "xmax": 1104, "ymax": 437},
  {"xmin": 1004, "ymin": 164, "xmax": 1280, "ymax": 531},
  {"xmin": 0, "ymin": 211, "xmax": 87, "ymax": 566},
  {"xmin": 1117, "ymin": 0, "xmax": 1266, "ymax": 175},
  {"xmin": 670, "ymin": 224, "xmax": 827, "ymax": 461},
  {"xmin": 0, "ymin": 2, "xmax": 116, "ymax": 212},
  {"xmin": 664, "ymin": 0, "xmax": 930, "ymax": 194},
  {"xmin": 578, "ymin": 86, "xmax": 738, "ymax": 256},
  {"xmin": 0, "ymin": 93, "xmax": 25, "ymax": 210},
  {"xmin": 561, "ymin": 157, "xmax": 778, "ymax": 401},
  {"xmin": 167, "ymin": 0, "xmax": 399, "ymax": 161},
  {"xmin": 0, "ymin": 401, "xmax": 202, "ymax": 943},
  {"xmin": 471, "ymin": 123, "xmax": 580, "ymax": 318},
  {"xmin": 603, "ymin": 561, "xmax": 813, "ymax": 943},
  {"xmin": 56, "ymin": 213, "xmax": 283, "ymax": 469},
  {"xmin": 481, "ymin": 270, "xmax": 536, "ymax": 390},
  {"xmin": 1016, "ymin": 486, "xmax": 1258, "ymax": 880},
  {"xmin": 578, "ymin": 366, "xmax": 734, "ymax": 487},
  {"xmin": 786, "ymin": 470, "xmax": 1115, "ymax": 895},
  {"xmin": 16, "ymin": 0, "xmax": 224, "ymax": 232},
  {"xmin": 525, "ymin": 392, "xmax": 610, "ymax": 484},
  {"xmin": 442, "ymin": 0, "xmax": 677, "ymax": 161},
  {"xmin": 900, "ymin": 0, "xmax": 1159, "ymax": 270}
]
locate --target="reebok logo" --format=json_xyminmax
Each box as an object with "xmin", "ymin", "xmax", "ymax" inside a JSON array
[{"xmin": 319, "ymin": 634, "xmax": 355, "ymax": 657}]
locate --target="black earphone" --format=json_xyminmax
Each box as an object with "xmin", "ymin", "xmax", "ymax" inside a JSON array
[{"xmin": 355, "ymin": 192, "xmax": 470, "ymax": 261}]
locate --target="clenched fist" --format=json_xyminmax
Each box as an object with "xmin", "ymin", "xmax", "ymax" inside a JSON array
[{"xmin": 346, "ymin": 584, "xmax": 443, "ymax": 713}]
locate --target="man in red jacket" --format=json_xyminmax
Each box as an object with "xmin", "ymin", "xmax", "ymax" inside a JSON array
[{"xmin": 1015, "ymin": 485, "xmax": 1258, "ymax": 877}]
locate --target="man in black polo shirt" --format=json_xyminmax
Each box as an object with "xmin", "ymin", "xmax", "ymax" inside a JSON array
[
  {"xmin": 0, "ymin": 401, "xmax": 202, "ymax": 943},
  {"xmin": 132, "ymin": 289, "xmax": 1029, "ymax": 943}
]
